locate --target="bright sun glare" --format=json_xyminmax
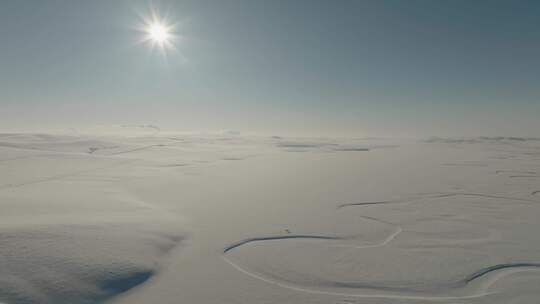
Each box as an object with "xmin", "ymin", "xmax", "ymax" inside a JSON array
[
  {"xmin": 147, "ymin": 22, "xmax": 171, "ymax": 44},
  {"xmin": 138, "ymin": 8, "xmax": 177, "ymax": 53}
]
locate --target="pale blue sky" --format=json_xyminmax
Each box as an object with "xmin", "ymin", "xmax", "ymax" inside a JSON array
[{"xmin": 1, "ymin": 0, "xmax": 539, "ymax": 136}]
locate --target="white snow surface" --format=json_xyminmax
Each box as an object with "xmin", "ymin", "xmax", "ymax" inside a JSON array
[{"xmin": 1, "ymin": 133, "xmax": 540, "ymax": 304}]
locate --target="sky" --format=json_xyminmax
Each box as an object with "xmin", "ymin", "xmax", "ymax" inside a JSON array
[{"xmin": 1, "ymin": 0, "xmax": 539, "ymax": 137}]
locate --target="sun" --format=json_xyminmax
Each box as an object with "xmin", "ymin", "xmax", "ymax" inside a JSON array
[
  {"xmin": 137, "ymin": 8, "xmax": 177, "ymax": 53},
  {"xmin": 146, "ymin": 21, "xmax": 172, "ymax": 45}
]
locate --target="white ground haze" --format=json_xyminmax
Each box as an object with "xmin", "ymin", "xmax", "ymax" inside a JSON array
[{"xmin": 1, "ymin": 132, "xmax": 540, "ymax": 303}]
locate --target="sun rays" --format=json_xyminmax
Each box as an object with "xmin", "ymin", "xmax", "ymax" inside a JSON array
[{"xmin": 137, "ymin": 6, "xmax": 178, "ymax": 54}]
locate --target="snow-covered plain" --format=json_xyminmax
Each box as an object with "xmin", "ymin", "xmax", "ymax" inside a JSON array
[{"xmin": 1, "ymin": 132, "xmax": 540, "ymax": 304}]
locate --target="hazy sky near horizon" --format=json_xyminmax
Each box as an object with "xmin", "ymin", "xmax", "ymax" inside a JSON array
[{"xmin": 1, "ymin": 0, "xmax": 539, "ymax": 136}]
